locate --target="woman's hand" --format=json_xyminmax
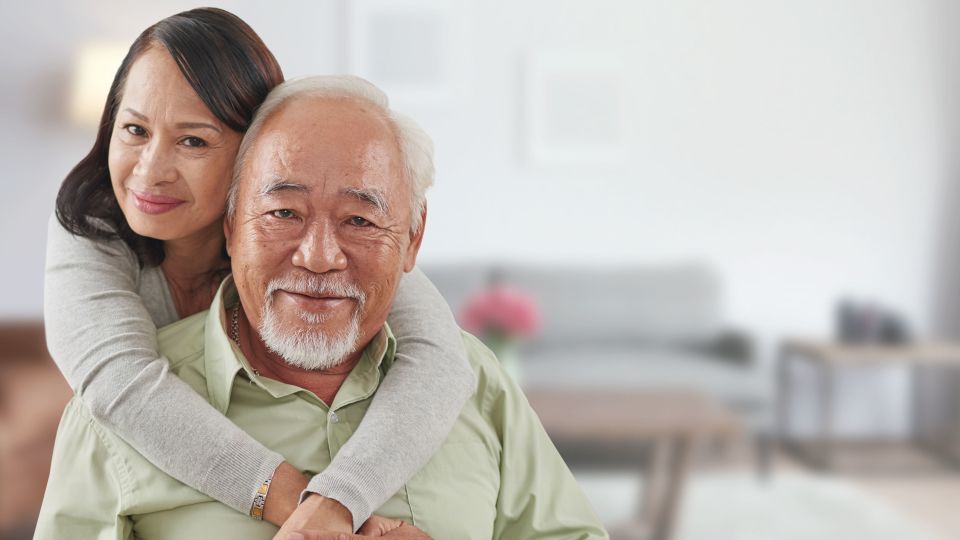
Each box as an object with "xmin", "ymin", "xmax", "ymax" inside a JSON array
[
  {"xmin": 356, "ymin": 515, "xmax": 409, "ymax": 536},
  {"xmin": 272, "ymin": 493, "xmax": 353, "ymax": 539}
]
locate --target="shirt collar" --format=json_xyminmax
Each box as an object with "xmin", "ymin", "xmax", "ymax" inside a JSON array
[{"xmin": 204, "ymin": 276, "xmax": 397, "ymax": 414}]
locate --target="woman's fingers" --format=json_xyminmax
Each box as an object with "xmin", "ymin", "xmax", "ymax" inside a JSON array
[
  {"xmin": 287, "ymin": 521, "xmax": 432, "ymax": 539},
  {"xmin": 287, "ymin": 531, "xmax": 356, "ymax": 540},
  {"xmin": 357, "ymin": 515, "xmax": 405, "ymax": 536}
]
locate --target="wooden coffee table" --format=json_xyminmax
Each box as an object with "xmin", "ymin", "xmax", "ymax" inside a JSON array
[{"xmin": 525, "ymin": 387, "xmax": 743, "ymax": 540}]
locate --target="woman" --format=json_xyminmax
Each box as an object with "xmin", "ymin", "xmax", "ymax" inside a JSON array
[{"xmin": 45, "ymin": 7, "xmax": 474, "ymax": 535}]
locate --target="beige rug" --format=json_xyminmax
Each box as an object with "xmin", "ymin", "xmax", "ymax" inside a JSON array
[{"xmin": 575, "ymin": 471, "xmax": 944, "ymax": 540}]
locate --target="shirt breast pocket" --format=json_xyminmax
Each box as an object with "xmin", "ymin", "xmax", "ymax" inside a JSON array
[{"xmin": 404, "ymin": 441, "xmax": 500, "ymax": 540}]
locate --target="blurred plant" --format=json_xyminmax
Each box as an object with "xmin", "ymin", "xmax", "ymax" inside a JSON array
[{"xmin": 460, "ymin": 281, "xmax": 541, "ymax": 382}]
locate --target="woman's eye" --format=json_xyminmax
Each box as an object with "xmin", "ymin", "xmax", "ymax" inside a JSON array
[
  {"xmin": 123, "ymin": 124, "xmax": 146, "ymax": 137},
  {"xmin": 348, "ymin": 216, "xmax": 372, "ymax": 227},
  {"xmin": 181, "ymin": 136, "xmax": 207, "ymax": 148},
  {"xmin": 271, "ymin": 209, "xmax": 296, "ymax": 219}
]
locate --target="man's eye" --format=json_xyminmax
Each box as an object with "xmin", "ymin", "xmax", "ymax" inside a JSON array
[
  {"xmin": 348, "ymin": 216, "xmax": 372, "ymax": 227},
  {"xmin": 123, "ymin": 124, "xmax": 146, "ymax": 137},
  {"xmin": 271, "ymin": 209, "xmax": 296, "ymax": 219},
  {"xmin": 181, "ymin": 136, "xmax": 207, "ymax": 148}
]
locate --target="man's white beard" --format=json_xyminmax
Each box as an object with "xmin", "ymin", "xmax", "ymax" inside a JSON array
[{"xmin": 258, "ymin": 275, "xmax": 365, "ymax": 371}]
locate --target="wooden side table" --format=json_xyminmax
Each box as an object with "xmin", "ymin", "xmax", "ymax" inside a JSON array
[
  {"xmin": 526, "ymin": 388, "xmax": 742, "ymax": 540},
  {"xmin": 776, "ymin": 339, "xmax": 960, "ymax": 471}
]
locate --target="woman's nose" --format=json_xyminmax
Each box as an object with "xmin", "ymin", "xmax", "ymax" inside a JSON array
[{"xmin": 132, "ymin": 139, "xmax": 177, "ymax": 185}]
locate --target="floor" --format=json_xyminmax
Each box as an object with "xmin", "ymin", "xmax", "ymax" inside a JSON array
[
  {"xmin": 775, "ymin": 440, "xmax": 960, "ymax": 539},
  {"xmin": 831, "ymin": 458, "xmax": 960, "ymax": 539},
  {"xmin": 855, "ymin": 474, "xmax": 960, "ymax": 540},
  {"xmin": 574, "ymin": 441, "xmax": 960, "ymax": 540}
]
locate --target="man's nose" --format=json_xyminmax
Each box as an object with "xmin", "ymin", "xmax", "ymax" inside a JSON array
[
  {"xmin": 292, "ymin": 222, "xmax": 348, "ymax": 274},
  {"xmin": 132, "ymin": 139, "xmax": 177, "ymax": 185}
]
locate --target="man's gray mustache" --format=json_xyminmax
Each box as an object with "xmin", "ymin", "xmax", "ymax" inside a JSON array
[{"xmin": 265, "ymin": 275, "xmax": 366, "ymax": 304}]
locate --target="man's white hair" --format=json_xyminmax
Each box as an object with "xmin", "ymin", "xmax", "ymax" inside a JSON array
[{"xmin": 226, "ymin": 75, "xmax": 434, "ymax": 233}]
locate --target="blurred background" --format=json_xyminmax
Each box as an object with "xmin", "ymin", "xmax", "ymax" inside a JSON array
[{"xmin": 3, "ymin": 0, "xmax": 960, "ymax": 538}]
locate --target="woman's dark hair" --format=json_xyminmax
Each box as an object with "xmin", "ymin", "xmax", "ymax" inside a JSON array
[{"xmin": 55, "ymin": 7, "xmax": 284, "ymax": 267}]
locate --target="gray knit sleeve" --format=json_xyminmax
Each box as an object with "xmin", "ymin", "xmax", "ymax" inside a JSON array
[
  {"xmin": 305, "ymin": 267, "xmax": 478, "ymax": 531},
  {"xmin": 43, "ymin": 215, "xmax": 283, "ymax": 514}
]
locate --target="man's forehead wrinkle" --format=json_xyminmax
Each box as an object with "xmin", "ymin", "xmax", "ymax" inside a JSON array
[
  {"xmin": 246, "ymin": 97, "xmax": 405, "ymax": 215},
  {"xmin": 251, "ymin": 133, "xmax": 311, "ymax": 198},
  {"xmin": 361, "ymin": 138, "xmax": 393, "ymax": 163},
  {"xmin": 359, "ymin": 135, "xmax": 406, "ymax": 187},
  {"xmin": 273, "ymin": 129, "xmax": 307, "ymax": 171}
]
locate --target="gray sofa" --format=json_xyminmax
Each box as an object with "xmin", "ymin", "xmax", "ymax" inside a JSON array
[{"xmin": 423, "ymin": 262, "xmax": 772, "ymax": 466}]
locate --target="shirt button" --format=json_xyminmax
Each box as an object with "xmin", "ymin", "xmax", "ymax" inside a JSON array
[{"xmin": 329, "ymin": 412, "xmax": 340, "ymax": 424}]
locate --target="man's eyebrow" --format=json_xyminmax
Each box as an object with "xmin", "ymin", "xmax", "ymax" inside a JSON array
[
  {"xmin": 342, "ymin": 187, "xmax": 389, "ymax": 216},
  {"xmin": 121, "ymin": 107, "xmax": 221, "ymax": 133},
  {"xmin": 259, "ymin": 179, "xmax": 309, "ymax": 197}
]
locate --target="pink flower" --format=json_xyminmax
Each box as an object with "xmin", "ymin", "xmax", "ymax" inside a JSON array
[{"xmin": 460, "ymin": 284, "xmax": 541, "ymax": 340}]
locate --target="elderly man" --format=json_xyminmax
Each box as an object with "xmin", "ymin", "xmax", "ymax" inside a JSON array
[{"xmin": 35, "ymin": 76, "xmax": 607, "ymax": 539}]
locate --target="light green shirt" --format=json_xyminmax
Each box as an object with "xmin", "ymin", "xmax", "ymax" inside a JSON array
[{"xmin": 35, "ymin": 280, "xmax": 607, "ymax": 540}]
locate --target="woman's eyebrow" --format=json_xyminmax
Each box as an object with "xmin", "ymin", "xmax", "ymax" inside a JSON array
[
  {"xmin": 174, "ymin": 121, "xmax": 221, "ymax": 133},
  {"xmin": 120, "ymin": 107, "xmax": 221, "ymax": 133},
  {"xmin": 122, "ymin": 107, "xmax": 148, "ymax": 121}
]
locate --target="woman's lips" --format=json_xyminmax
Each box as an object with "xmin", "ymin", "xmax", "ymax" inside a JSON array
[{"xmin": 130, "ymin": 190, "xmax": 186, "ymax": 215}]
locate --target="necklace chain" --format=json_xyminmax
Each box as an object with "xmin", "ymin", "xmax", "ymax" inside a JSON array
[
  {"xmin": 230, "ymin": 304, "xmax": 241, "ymax": 345},
  {"xmin": 230, "ymin": 304, "xmax": 260, "ymax": 377}
]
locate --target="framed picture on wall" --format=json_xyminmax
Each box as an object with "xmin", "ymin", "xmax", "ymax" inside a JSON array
[
  {"xmin": 345, "ymin": 0, "xmax": 470, "ymax": 105},
  {"xmin": 524, "ymin": 52, "xmax": 628, "ymax": 166}
]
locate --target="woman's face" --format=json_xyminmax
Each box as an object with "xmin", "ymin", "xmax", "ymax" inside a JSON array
[{"xmin": 109, "ymin": 46, "xmax": 242, "ymax": 243}]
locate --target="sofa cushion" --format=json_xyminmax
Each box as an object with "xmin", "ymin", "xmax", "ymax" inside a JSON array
[
  {"xmin": 519, "ymin": 345, "xmax": 770, "ymax": 410},
  {"xmin": 502, "ymin": 264, "xmax": 722, "ymax": 346}
]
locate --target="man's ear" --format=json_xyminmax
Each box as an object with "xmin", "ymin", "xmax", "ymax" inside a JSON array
[{"xmin": 403, "ymin": 205, "xmax": 427, "ymax": 272}]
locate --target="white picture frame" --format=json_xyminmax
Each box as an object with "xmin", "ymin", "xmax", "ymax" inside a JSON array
[
  {"xmin": 345, "ymin": 0, "xmax": 469, "ymax": 105},
  {"xmin": 524, "ymin": 52, "xmax": 628, "ymax": 166}
]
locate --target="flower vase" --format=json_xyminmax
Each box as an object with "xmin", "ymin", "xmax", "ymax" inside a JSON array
[{"xmin": 488, "ymin": 338, "xmax": 523, "ymax": 387}]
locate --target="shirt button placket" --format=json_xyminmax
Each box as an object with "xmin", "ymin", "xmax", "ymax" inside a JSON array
[{"xmin": 327, "ymin": 410, "xmax": 343, "ymax": 457}]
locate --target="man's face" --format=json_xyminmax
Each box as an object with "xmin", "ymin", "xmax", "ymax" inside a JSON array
[{"xmin": 226, "ymin": 96, "xmax": 424, "ymax": 369}]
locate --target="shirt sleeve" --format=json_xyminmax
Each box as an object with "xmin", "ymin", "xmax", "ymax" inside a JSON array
[
  {"xmin": 33, "ymin": 399, "xmax": 134, "ymax": 540},
  {"xmin": 305, "ymin": 267, "xmax": 478, "ymax": 531},
  {"xmin": 478, "ymin": 338, "xmax": 609, "ymax": 540},
  {"xmin": 43, "ymin": 215, "xmax": 283, "ymax": 514}
]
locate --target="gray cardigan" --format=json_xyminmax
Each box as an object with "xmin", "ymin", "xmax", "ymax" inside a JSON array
[{"xmin": 43, "ymin": 215, "xmax": 476, "ymax": 531}]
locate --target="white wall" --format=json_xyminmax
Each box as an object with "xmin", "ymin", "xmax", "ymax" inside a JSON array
[{"xmin": 1, "ymin": 0, "xmax": 955, "ymax": 435}]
